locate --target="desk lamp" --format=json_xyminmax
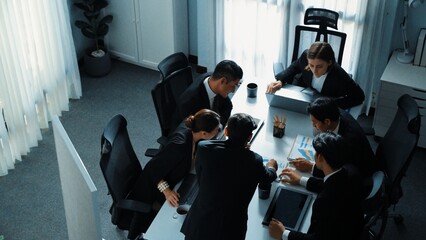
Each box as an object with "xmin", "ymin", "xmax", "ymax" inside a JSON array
[{"xmin": 397, "ymin": 0, "xmax": 424, "ymax": 63}]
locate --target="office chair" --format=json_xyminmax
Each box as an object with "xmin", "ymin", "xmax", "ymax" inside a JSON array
[
  {"xmin": 157, "ymin": 52, "xmax": 189, "ymax": 81},
  {"xmin": 144, "ymin": 66, "xmax": 193, "ymax": 157},
  {"xmin": 100, "ymin": 114, "xmax": 152, "ymax": 239},
  {"xmin": 361, "ymin": 171, "xmax": 388, "ymax": 240},
  {"xmin": 273, "ymin": 8, "xmax": 347, "ymax": 79},
  {"xmin": 376, "ymin": 94, "xmax": 421, "ymax": 224}
]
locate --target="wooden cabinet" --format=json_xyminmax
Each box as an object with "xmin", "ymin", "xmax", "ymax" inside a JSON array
[
  {"xmin": 106, "ymin": 0, "xmax": 188, "ymax": 70},
  {"xmin": 373, "ymin": 51, "xmax": 426, "ymax": 148}
]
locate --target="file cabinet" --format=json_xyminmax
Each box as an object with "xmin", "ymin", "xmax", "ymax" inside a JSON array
[
  {"xmin": 373, "ymin": 51, "xmax": 426, "ymax": 148},
  {"xmin": 106, "ymin": 0, "xmax": 188, "ymax": 70}
]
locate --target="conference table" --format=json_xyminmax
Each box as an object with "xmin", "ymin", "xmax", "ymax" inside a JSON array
[{"xmin": 144, "ymin": 77, "xmax": 315, "ymax": 240}]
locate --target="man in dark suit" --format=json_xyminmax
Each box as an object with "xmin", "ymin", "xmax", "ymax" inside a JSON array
[
  {"xmin": 291, "ymin": 97, "xmax": 378, "ymax": 179},
  {"xmin": 269, "ymin": 132, "xmax": 364, "ymax": 240},
  {"xmin": 176, "ymin": 60, "xmax": 243, "ymax": 128},
  {"xmin": 181, "ymin": 113, "xmax": 278, "ymax": 240}
]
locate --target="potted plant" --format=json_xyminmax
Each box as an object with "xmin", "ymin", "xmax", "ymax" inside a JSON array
[{"xmin": 74, "ymin": 0, "xmax": 113, "ymax": 77}]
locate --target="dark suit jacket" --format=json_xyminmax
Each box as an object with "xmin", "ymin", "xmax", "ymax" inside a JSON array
[
  {"xmin": 176, "ymin": 72, "xmax": 232, "ymax": 128},
  {"xmin": 276, "ymin": 50, "xmax": 365, "ymax": 109},
  {"xmin": 129, "ymin": 124, "xmax": 193, "ymax": 206},
  {"xmin": 290, "ymin": 169, "xmax": 364, "ymax": 240},
  {"xmin": 312, "ymin": 109, "xmax": 378, "ymax": 180},
  {"xmin": 181, "ymin": 140, "xmax": 277, "ymax": 240}
]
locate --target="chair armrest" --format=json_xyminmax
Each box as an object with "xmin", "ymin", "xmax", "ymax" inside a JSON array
[
  {"xmin": 116, "ymin": 199, "xmax": 151, "ymax": 214},
  {"xmin": 157, "ymin": 136, "xmax": 168, "ymax": 146},
  {"xmin": 145, "ymin": 148, "xmax": 160, "ymax": 157}
]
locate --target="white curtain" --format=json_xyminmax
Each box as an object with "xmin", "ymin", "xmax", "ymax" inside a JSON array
[
  {"xmin": 217, "ymin": 0, "xmax": 387, "ymax": 115},
  {"xmin": 0, "ymin": 0, "xmax": 81, "ymax": 176}
]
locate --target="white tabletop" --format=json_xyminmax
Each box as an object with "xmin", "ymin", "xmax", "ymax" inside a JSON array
[{"xmin": 144, "ymin": 77, "xmax": 315, "ymax": 240}]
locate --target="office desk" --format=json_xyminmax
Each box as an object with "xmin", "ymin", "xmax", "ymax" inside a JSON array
[{"xmin": 145, "ymin": 78, "xmax": 314, "ymax": 240}]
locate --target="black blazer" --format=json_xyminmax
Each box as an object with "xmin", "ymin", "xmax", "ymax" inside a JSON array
[
  {"xmin": 128, "ymin": 125, "xmax": 193, "ymax": 205},
  {"xmin": 290, "ymin": 169, "xmax": 364, "ymax": 240},
  {"xmin": 181, "ymin": 140, "xmax": 277, "ymax": 240},
  {"xmin": 176, "ymin": 73, "xmax": 232, "ymax": 127},
  {"xmin": 276, "ymin": 50, "xmax": 365, "ymax": 109},
  {"xmin": 312, "ymin": 109, "xmax": 378, "ymax": 180},
  {"xmin": 338, "ymin": 110, "xmax": 379, "ymax": 177}
]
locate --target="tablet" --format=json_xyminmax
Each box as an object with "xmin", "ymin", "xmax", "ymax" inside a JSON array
[{"xmin": 262, "ymin": 186, "xmax": 313, "ymax": 231}]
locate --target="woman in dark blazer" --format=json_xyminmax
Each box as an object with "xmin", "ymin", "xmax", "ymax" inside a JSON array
[
  {"xmin": 128, "ymin": 109, "xmax": 221, "ymax": 233},
  {"xmin": 267, "ymin": 42, "xmax": 365, "ymax": 109}
]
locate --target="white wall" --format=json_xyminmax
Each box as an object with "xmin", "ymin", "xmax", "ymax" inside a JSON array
[
  {"xmin": 391, "ymin": 1, "xmax": 426, "ymax": 55},
  {"xmin": 67, "ymin": 0, "xmax": 91, "ymax": 60}
]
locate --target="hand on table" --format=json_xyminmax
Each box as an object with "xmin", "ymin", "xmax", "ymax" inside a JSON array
[
  {"xmin": 266, "ymin": 159, "xmax": 278, "ymax": 171},
  {"xmin": 279, "ymin": 168, "xmax": 301, "ymax": 185},
  {"xmin": 269, "ymin": 218, "xmax": 286, "ymax": 239},
  {"xmin": 290, "ymin": 158, "xmax": 314, "ymax": 172},
  {"xmin": 266, "ymin": 81, "xmax": 282, "ymax": 93},
  {"xmin": 163, "ymin": 188, "xmax": 180, "ymax": 208}
]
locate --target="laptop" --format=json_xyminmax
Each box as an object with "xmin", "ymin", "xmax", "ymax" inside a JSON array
[
  {"xmin": 265, "ymin": 84, "xmax": 319, "ymax": 114},
  {"xmin": 262, "ymin": 186, "xmax": 314, "ymax": 231}
]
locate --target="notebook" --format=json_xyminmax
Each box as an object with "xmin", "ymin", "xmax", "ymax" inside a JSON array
[
  {"xmin": 266, "ymin": 84, "xmax": 319, "ymax": 114},
  {"xmin": 262, "ymin": 186, "xmax": 314, "ymax": 231}
]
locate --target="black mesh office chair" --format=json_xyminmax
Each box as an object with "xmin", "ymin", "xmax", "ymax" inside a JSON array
[
  {"xmin": 144, "ymin": 66, "xmax": 193, "ymax": 157},
  {"xmin": 273, "ymin": 8, "xmax": 347, "ymax": 79},
  {"xmin": 100, "ymin": 114, "xmax": 151, "ymax": 239},
  {"xmin": 376, "ymin": 94, "xmax": 421, "ymax": 224},
  {"xmin": 362, "ymin": 171, "xmax": 388, "ymax": 240},
  {"xmin": 157, "ymin": 52, "xmax": 189, "ymax": 81}
]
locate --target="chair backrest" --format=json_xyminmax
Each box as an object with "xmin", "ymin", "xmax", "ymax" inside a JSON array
[
  {"xmin": 292, "ymin": 8, "xmax": 347, "ymax": 65},
  {"xmin": 376, "ymin": 94, "xmax": 421, "ymax": 205},
  {"xmin": 362, "ymin": 171, "xmax": 388, "ymax": 240},
  {"xmin": 157, "ymin": 52, "xmax": 189, "ymax": 81},
  {"xmin": 100, "ymin": 114, "xmax": 142, "ymax": 207},
  {"xmin": 151, "ymin": 66, "xmax": 193, "ymax": 139}
]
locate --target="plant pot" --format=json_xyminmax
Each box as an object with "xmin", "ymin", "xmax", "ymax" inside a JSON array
[{"xmin": 83, "ymin": 48, "xmax": 112, "ymax": 77}]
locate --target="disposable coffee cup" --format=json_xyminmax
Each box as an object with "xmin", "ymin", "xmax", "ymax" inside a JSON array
[
  {"xmin": 258, "ymin": 183, "xmax": 271, "ymax": 199},
  {"xmin": 247, "ymin": 83, "xmax": 258, "ymax": 98}
]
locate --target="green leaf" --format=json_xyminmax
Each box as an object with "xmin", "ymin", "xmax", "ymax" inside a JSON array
[{"xmin": 75, "ymin": 20, "xmax": 91, "ymax": 29}]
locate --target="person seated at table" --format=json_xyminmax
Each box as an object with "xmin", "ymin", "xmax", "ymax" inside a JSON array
[
  {"xmin": 266, "ymin": 41, "xmax": 364, "ymax": 110},
  {"xmin": 181, "ymin": 113, "xmax": 278, "ymax": 240},
  {"xmin": 291, "ymin": 97, "xmax": 378, "ymax": 180},
  {"xmin": 269, "ymin": 132, "xmax": 364, "ymax": 240},
  {"xmin": 175, "ymin": 60, "xmax": 243, "ymax": 130},
  {"xmin": 127, "ymin": 109, "xmax": 221, "ymax": 235}
]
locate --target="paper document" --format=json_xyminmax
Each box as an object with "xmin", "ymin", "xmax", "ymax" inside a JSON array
[{"xmin": 287, "ymin": 134, "xmax": 315, "ymax": 161}]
